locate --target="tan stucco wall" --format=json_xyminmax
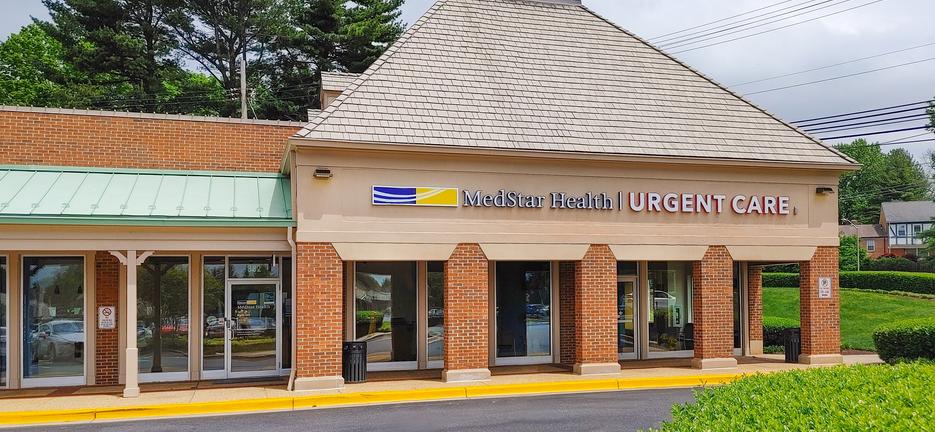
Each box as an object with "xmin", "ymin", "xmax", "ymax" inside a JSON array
[{"xmin": 294, "ymin": 147, "xmax": 842, "ymax": 248}]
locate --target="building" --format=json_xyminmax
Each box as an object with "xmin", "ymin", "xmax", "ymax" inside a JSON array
[
  {"xmin": 0, "ymin": 0, "xmax": 855, "ymax": 396},
  {"xmin": 879, "ymin": 201, "xmax": 935, "ymax": 258},
  {"xmin": 838, "ymin": 224, "xmax": 886, "ymax": 258}
]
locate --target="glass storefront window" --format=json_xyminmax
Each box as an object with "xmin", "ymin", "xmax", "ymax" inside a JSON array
[
  {"xmin": 23, "ymin": 257, "xmax": 85, "ymax": 379},
  {"xmin": 281, "ymin": 257, "xmax": 292, "ymax": 369},
  {"xmin": 617, "ymin": 262, "xmax": 637, "ymax": 356},
  {"xmin": 202, "ymin": 257, "xmax": 225, "ymax": 372},
  {"xmin": 496, "ymin": 261, "xmax": 551, "ymax": 358},
  {"xmin": 733, "ymin": 263, "xmax": 742, "ymax": 350},
  {"xmin": 426, "ymin": 262, "xmax": 444, "ymax": 363},
  {"xmin": 138, "ymin": 257, "xmax": 189, "ymax": 374},
  {"xmin": 355, "ymin": 262, "xmax": 417, "ymax": 364},
  {"xmin": 1, "ymin": 257, "xmax": 6, "ymax": 387},
  {"xmin": 229, "ymin": 257, "xmax": 279, "ymax": 279},
  {"xmin": 647, "ymin": 262, "xmax": 692, "ymax": 353}
]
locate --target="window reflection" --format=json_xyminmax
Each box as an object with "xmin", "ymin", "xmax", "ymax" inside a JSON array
[
  {"xmin": 355, "ymin": 262, "xmax": 417, "ymax": 364},
  {"xmin": 23, "ymin": 257, "xmax": 85, "ymax": 379},
  {"xmin": 202, "ymin": 257, "xmax": 225, "ymax": 371},
  {"xmin": 228, "ymin": 257, "xmax": 279, "ymax": 279},
  {"xmin": 1, "ymin": 257, "xmax": 6, "ymax": 386},
  {"xmin": 138, "ymin": 257, "xmax": 189, "ymax": 374},
  {"xmin": 647, "ymin": 262, "xmax": 693, "ymax": 353},
  {"xmin": 617, "ymin": 261, "xmax": 638, "ymax": 355},
  {"xmin": 496, "ymin": 261, "xmax": 551, "ymax": 358},
  {"xmin": 426, "ymin": 262, "xmax": 444, "ymax": 363}
]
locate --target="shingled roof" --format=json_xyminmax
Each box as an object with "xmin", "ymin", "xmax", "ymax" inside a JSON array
[{"xmin": 295, "ymin": 0, "xmax": 855, "ymax": 167}]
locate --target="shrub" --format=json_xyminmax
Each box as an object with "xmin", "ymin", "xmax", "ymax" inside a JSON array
[
  {"xmin": 873, "ymin": 318, "xmax": 935, "ymax": 363},
  {"xmin": 763, "ymin": 316, "xmax": 799, "ymax": 346},
  {"xmin": 864, "ymin": 257, "xmax": 935, "ymax": 273},
  {"xmin": 763, "ymin": 271, "xmax": 935, "ymax": 295},
  {"xmin": 762, "ymin": 263, "xmax": 799, "ymax": 273},
  {"xmin": 649, "ymin": 362, "xmax": 935, "ymax": 431},
  {"xmin": 762, "ymin": 272, "xmax": 799, "ymax": 287}
]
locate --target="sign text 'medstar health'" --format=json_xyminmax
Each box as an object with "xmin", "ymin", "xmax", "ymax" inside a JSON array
[{"xmin": 462, "ymin": 190, "xmax": 791, "ymax": 215}]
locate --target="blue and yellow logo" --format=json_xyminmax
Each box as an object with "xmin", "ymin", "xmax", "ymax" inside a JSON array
[{"xmin": 372, "ymin": 186, "xmax": 459, "ymax": 207}]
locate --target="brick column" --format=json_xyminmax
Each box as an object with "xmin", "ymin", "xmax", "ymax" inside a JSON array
[
  {"xmin": 799, "ymin": 246, "xmax": 843, "ymax": 364},
  {"xmin": 747, "ymin": 266, "xmax": 764, "ymax": 355},
  {"xmin": 293, "ymin": 242, "xmax": 345, "ymax": 390},
  {"xmin": 691, "ymin": 246, "xmax": 737, "ymax": 369},
  {"xmin": 572, "ymin": 245, "xmax": 620, "ymax": 375},
  {"xmin": 95, "ymin": 252, "xmax": 119, "ymax": 385},
  {"xmin": 558, "ymin": 261, "xmax": 577, "ymax": 367},
  {"xmin": 443, "ymin": 243, "xmax": 490, "ymax": 382}
]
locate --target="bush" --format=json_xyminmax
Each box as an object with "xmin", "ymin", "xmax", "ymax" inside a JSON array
[
  {"xmin": 762, "ymin": 272, "xmax": 799, "ymax": 287},
  {"xmin": 864, "ymin": 257, "xmax": 935, "ymax": 272},
  {"xmin": 763, "ymin": 316, "xmax": 799, "ymax": 346},
  {"xmin": 762, "ymin": 263, "xmax": 799, "ymax": 273},
  {"xmin": 649, "ymin": 362, "xmax": 935, "ymax": 431},
  {"xmin": 763, "ymin": 271, "xmax": 935, "ymax": 295},
  {"xmin": 873, "ymin": 318, "xmax": 935, "ymax": 363}
]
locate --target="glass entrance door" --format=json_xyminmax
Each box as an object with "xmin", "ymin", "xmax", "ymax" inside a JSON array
[
  {"xmin": 228, "ymin": 282, "xmax": 278, "ymax": 376},
  {"xmin": 617, "ymin": 277, "xmax": 638, "ymax": 360}
]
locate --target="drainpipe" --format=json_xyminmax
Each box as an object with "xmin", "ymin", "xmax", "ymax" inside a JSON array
[{"xmin": 286, "ymin": 226, "xmax": 297, "ymax": 391}]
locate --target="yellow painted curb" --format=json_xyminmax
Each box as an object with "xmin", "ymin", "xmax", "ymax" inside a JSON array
[{"xmin": 0, "ymin": 373, "xmax": 748, "ymax": 427}]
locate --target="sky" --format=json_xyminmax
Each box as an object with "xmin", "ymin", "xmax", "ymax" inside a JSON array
[{"xmin": 3, "ymin": 0, "xmax": 935, "ymax": 160}]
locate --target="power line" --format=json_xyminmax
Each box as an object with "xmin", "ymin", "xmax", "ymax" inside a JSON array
[
  {"xmin": 795, "ymin": 106, "xmax": 928, "ymax": 128},
  {"xmin": 649, "ymin": 0, "xmax": 799, "ymax": 40},
  {"xmin": 878, "ymin": 138, "xmax": 935, "ymax": 147},
  {"xmin": 819, "ymin": 125, "xmax": 931, "ymax": 140},
  {"xmin": 804, "ymin": 114, "xmax": 931, "ymax": 133},
  {"xmin": 654, "ymin": 0, "xmax": 830, "ymax": 45},
  {"xmin": 731, "ymin": 41, "xmax": 935, "ymax": 87},
  {"xmin": 742, "ymin": 57, "xmax": 935, "ymax": 96},
  {"xmin": 792, "ymin": 100, "xmax": 932, "ymax": 123},
  {"xmin": 659, "ymin": 0, "xmax": 849, "ymax": 48},
  {"xmin": 669, "ymin": 0, "xmax": 885, "ymax": 54}
]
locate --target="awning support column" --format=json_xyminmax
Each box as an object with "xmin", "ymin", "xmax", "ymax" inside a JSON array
[{"xmin": 109, "ymin": 250, "xmax": 154, "ymax": 398}]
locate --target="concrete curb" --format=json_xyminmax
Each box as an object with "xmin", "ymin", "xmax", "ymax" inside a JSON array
[{"xmin": 0, "ymin": 373, "xmax": 743, "ymax": 427}]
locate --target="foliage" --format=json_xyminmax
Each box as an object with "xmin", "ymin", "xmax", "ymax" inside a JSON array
[
  {"xmin": 649, "ymin": 362, "xmax": 935, "ymax": 432},
  {"xmin": 839, "ymin": 234, "xmax": 868, "ymax": 271},
  {"xmin": 762, "ymin": 272, "xmax": 799, "ymax": 287},
  {"xmin": 762, "ymin": 316, "xmax": 799, "ymax": 346},
  {"xmin": 761, "ymin": 263, "xmax": 798, "ymax": 273},
  {"xmin": 863, "ymin": 256, "xmax": 935, "ymax": 272},
  {"xmin": 763, "ymin": 287, "xmax": 935, "ymax": 351},
  {"xmin": 873, "ymin": 318, "xmax": 935, "ymax": 363},
  {"xmin": 764, "ymin": 271, "xmax": 935, "ymax": 295},
  {"xmin": 355, "ymin": 310, "xmax": 382, "ymax": 322},
  {"xmin": 836, "ymin": 139, "xmax": 931, "ymax": 224}
]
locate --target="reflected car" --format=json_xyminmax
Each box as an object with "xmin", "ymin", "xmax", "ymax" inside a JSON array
[
  {"xmin": 233, "ymin": 317, "xmax": 275, "ymax": 337},
  {"xmin": 34, "ymin": 320, "xmax": 84, "ymax": 361},
  {"xmin": 653, "ymin": 291, "xmax": 677, "ymax": 310}
]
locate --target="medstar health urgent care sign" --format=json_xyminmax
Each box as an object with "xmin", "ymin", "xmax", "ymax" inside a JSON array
[{"xmin": 372, "ymin": 186, "xmax": 792, "ymax": 216}]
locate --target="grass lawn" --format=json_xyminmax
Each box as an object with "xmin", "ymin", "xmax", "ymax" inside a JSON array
[{"xmin": 763, "ymin": 287, "xmax": 935, "ymax": 351}]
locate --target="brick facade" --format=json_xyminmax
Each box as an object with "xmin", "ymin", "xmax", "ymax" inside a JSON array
[
  {"xmin": 294, "ymin": 242, "xmax": 344, "ymax": 378},
  {"xmin": 691, "ymin": 246, "xmax": 734, "ymax": 361},
  {"xmin": 799, "ymin": 246, "xmax": 841, "ymax": 356},
  {"xmin": 94, "ymin": 252, "xmax": 120, "ymax": 385},
  {"xmin": 443, "ymin": 244, "xmax": 489, "ymax": 371},
  {"xmin": 558, "ymin": 261, "xmax": 577, "ymax": 366},
  {"xmin": 0, "ymin": 108, "xmax": 300, "ymax": 172},
  {"xmin": 572, "ymin": 245, "xmax": 617, "ymax": 365},
  {"xmin": 747, "ymin": 265, "xmax": 763, "ymax": 345}
]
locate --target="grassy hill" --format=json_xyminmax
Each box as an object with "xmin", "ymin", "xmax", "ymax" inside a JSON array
[{"xmin": 763, "ymin": 287, "xmax": 935, "ymax": 351}]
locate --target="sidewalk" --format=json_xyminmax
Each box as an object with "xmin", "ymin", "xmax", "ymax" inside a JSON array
[{"xmin": 0, "ymin": 354, "xmax": 883, "ymax": 427}]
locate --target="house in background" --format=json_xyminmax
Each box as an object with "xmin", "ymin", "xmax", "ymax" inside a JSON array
[
  {"xmin": 838, "ymin": 223, "xmax": 886, "ymax": 258},
  {"xmin": 880, "ymin": 201, "xmax": 935, "ymax": 258}
]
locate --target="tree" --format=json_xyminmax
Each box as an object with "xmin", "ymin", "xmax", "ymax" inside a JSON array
[
  {"xmin": 837, "ymin": 139, "xmax": 931, "ymax": 224},
  {"xmin": 338, "ymin": 0, "xmax": 404, "ymax": 73},
  {"xmin": 839, "ymin": 235, "xmax": 867, "ymax": 271},
  {"xmin": 928, "ymin": 98, "xmax": 934, "ymax": 135},
  {"xmin": 0, "ymin": 24, "xmax": 99, "ymax": 107}
]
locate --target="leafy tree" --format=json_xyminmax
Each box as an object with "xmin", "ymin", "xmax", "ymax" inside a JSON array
[
  {"xmin": 839, "ymin": 235, "xmax": 867, "ymax": 271},
  {"xmin": 338, "ymin": 0, "xmax": 404, "ymax": 73},
  {"xmin": 0, "ymin": 24, "xmax": 100, "ymax": 107},
  {"xmin": 837, "ymin": 139, "xmax": 931, "ymax": 224}
]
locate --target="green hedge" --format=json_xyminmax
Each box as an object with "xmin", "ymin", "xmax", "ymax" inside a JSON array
[
  {"xmin": 649, "ymin": 362, "xmax": 935, "ymax": 431},
  {"xmin": 763, "ymin": 316, "xmax": 799, "ymax": 346},
  {"xmin": 763, "ymin": 271, "xmax": 935, "ymax": 295},
  {"xmin": 873, "ymin": 318, "xmax": 935, "ymax": 363}
]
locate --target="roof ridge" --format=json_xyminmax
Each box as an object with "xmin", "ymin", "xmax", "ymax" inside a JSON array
[
  {"xmin": 576, "ymin": 5, "xmax": 857, "ymax": 166},
  {"xmin": 295, "ymin": 0, "xmax": 454, "ymax": 138}
]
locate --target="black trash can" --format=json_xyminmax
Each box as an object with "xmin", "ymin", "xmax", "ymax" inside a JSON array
[
  {"xmin": 342, "ymin": 341, "xmax": 367, "ymax": 383},
  {"xmin": 784, "ymin": 328, "xmax": 801, "ymax": 363}
]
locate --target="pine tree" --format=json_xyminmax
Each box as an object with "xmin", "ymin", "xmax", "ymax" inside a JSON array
[{"xmin": 339, "ymin": 0, "xmax": 404, "ymax": 73}]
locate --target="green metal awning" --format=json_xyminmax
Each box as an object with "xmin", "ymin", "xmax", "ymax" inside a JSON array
[{"xmin": 0, "ymin": 166, "xmax": 294, "ymax": 227}]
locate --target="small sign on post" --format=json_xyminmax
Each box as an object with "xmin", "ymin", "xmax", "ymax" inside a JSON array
[
  {"xmin": 818, "ymin": 277, "xmax": 833, "ymax": 299},
  {"xmin": 98, "ymin": 305, "xmax": 116, "ymax": 330}
]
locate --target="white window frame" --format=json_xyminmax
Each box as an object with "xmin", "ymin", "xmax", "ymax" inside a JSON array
[
  {"xmin": 897, "ymin": 224, "xmax": 907, "ymax": 237},
  {"xmin": 492, "ymin": 261, "xmax": 557, "ymax": 367},
  {"xmin": 866, "ymin": 239, "xmax": 876, "ymax": 252},
  {"xmin": 1, "ymin": 254, "xmax": 8, "ymax": 389},
  {"xmin": 20, "ymin": 255, "xmax": 89, "ymax": 388},
  {"xmin": 138, "ymin": 255, "xmax": 192, "ymax": 384},
  {"xmin": 645, "ymin": 262, "xmax": 695, "ymax": 360},
  {"xmin": 617, "ymin": 272, "xmax": 640, "ymax": 361},
  {"xmin": 348, "ymin": 261, "xmax": 420, "ymax": 372}
]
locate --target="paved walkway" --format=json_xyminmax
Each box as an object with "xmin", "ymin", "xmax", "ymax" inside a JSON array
[{"xmin": 0, "ymin": 354, "xmax": 882, "ymax": 426}]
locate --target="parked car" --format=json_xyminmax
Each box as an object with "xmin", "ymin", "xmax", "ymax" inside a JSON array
[{"xmin": 33, "ymin": 320, "xmax": 84, "ymax": 361}]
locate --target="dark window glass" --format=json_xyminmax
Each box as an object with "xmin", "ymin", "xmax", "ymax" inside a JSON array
[
  {"xmin": 617, "ymin": 262, "xmax": 638, "ymax": 276},
  {"xmin": 426, "ymin": 261, "xmax": 444, "ymax": 363},
  {"xmin": 496, "ymin": 261, "xmax": 551, "ymax": 358},
  {"xmin": 281, "ymin": 257, "xmax": 292, "ymax": 369},
  {"xmin": 733, "ymin": 263, "xmax": 742, "ymax": 350},
  {"xmin": 139, "ymin": 257, "xmax": 189, "ymax": 374},
  {"xmin": 202, "ymin": 257, "xmax": 225, "ymax": 371},
  {"xmin": 1, "ymin": 257, "xmax": 6, "ymax": 386},
  {"xmin": 355, "ymin": 262, "xmax": 417, "ymax": 364},
  {"xmin": 23, "ymin": 257, "xmax": 85, "ymax": 379},
  {"xmin": 617, "ymin": 278, "xmax": 636, "ymax": 355},
  {"xmin": 229, "ymin": 257, "xmax": 279, "ymax": 279},
  {"xmin": 647, "ymin": 262, "xmax": 692, "ymax": 353}
]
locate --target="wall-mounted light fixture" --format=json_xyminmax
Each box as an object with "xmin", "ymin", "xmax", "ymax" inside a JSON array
[
  {"xmin": 816, "ymin": 186, "xmax": 835, "ymax": 195},
  {"xmin": 314, "ymin": 168, "xmax": 333, "ymax": 179}
]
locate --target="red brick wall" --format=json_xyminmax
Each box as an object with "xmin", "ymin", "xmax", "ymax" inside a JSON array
[
  {"xmin": 573, "ymin": 245, "xmax": 617, "ymax": 364},
  {"xmin": 0, "ymin": 109, "xmax": 300, "ymax": 172},
  {"xmin": 94, "ymin": 252, "xmax": 119, "ymax": 385},
  {"xmin": 799, "ymin": 246, "xmax": 841, "ymax": 356},
  {"xmin": 295, "ymin": 243, "xmax": 344, "ymax": 378},
  {"xmin": 692, "ymin": 246, "xmax": 734, "ymax": 360},
  {"xmin": 443, "ymin": 243, "xmax": 489, "ymax": 371},
  {"xmin": 558, "ymin": 261, "xmax": 577, "ymax": 366},
  {"xmin": 747, "ymin": 265, "xmax": 763, "ymax": 343}
]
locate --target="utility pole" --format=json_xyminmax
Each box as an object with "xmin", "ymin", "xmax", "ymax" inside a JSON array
[
  {"xmin": 843, "ymin": 218, "xmax": 860, "ymax": 271},
  {"xmin": 239, "ymin": 54, "xmax": 247, "ymax": 119}
]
